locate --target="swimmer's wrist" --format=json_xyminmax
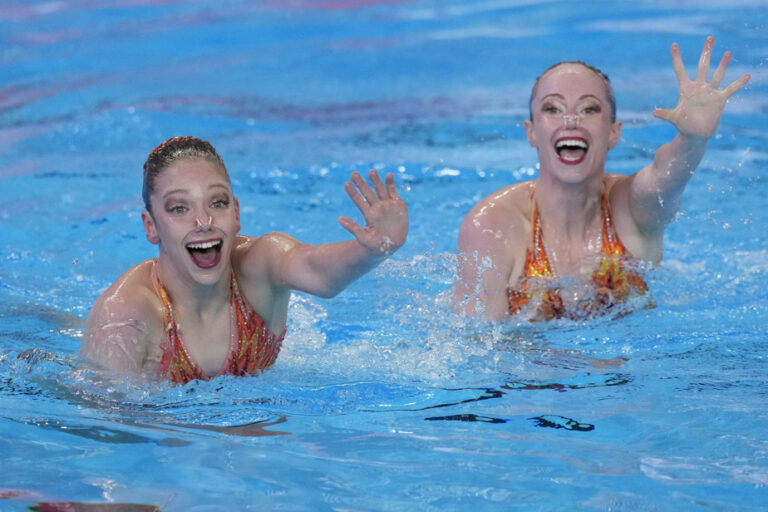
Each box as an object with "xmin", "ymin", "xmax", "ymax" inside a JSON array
[{"xmin": 359, "ymin": 238, "xmax": 400, "ymax": 261}]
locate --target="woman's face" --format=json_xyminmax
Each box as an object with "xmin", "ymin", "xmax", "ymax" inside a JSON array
[
  {"xmin": 142, "ymin": 157, "xmax": 240, "ymax": 284},
  {"xmin": 524, "ymin": 63, "xmax": 621, "ymax": 184}
]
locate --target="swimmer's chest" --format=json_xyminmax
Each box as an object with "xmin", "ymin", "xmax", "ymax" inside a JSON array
[{"xmin": 171, "ymin": 309, "xmax": 234, "ymax": 377}]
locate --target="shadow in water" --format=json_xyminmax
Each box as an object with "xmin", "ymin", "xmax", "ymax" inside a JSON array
[
  {"xmin": 417, "ymin": 373, "xmax": 628, "ymax": 430},
  {"xmin": 529, "ymin": 415, "xmax": 595, "ymax": 431},
  {"xmin": 425, "ymin": 413, "xmax": 507, "ymax": 424},
  {"xmin": 424, "ymin": 412, "xmax": 595, "ymax": 432},
  {"xmin": 502, "ymin": 373, "xmax": 631, "ymax": 392}
]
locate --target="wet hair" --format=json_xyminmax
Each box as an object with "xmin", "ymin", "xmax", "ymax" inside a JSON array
[
  {"xmin": 529, "ymin": 61, "xmax": 616, "ymax": 123},
  {"xmin": 142, "ymin": 136, "xmax": 229, "ymax": 212}
]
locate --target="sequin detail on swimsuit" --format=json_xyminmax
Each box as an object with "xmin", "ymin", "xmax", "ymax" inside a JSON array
[
  {"xmin": 152, "ymin": 264, "xmax": 284, "ymax": 384},
  {"xmin": 507, "ymin": 190, "xmax": 648, "ymax": 320}
]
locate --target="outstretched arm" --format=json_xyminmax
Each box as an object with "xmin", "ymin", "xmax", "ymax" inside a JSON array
[
  {"xmin": 627, "ymin": 36, "xmax": 750, "ymax": 232},
  {"xmin": 272, "ymin": 169, "xmax": 409, "ymax": 298}
]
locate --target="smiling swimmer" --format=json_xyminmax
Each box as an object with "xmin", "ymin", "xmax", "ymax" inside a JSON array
[
  {"xmin": 453, "ymin": 37, "xmax": 750, "ymax": 321},
  {"xmin": 83, "ymin": 137, "xmax": 409, "ymax": 383}
]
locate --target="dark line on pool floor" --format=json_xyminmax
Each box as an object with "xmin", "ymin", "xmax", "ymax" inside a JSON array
[
  {"xmin": 425, "ymin": 413, "xmax": 507, "ymax": 424},
  {"xmin": 529, "ymin": 415, "xmax": 595, "ymax": 431},
  {"xmin": 424, "ymin": 413, "xmax": 595, "ymax": 432}
]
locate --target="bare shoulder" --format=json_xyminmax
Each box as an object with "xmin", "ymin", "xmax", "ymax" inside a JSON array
[
  {"xmin": 232, "ymin": 232, "xmax": 302, "ymax": 281},
  {"xmin": 231, "ymin": 232, "xmax": 300, "ymax": 294},
  {"xmin": 234, "ymin": 231, "xmax": 302, "ymax": 256},
  {"xmin": 83, "ymin": 260, "xmax": 162, "ymax": 371},
  {"xmin": 454, "ymin": 181, "xmax": 533, "ymax": 317},
  {"xmin": 458, "ymin": 181, "xmax": 533, "ymax": 251},
  {"xmin": 87, "ymin": 260, "xmax": 159, "ymax": 324}
]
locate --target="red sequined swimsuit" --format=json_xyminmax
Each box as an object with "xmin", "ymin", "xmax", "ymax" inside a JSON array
[
  {"xmin": 507, "ymin": 190, "xmax": 648, "ymax": 320},
  {"xmin": 152, "ymin": 264, "xmax": 285, "ymax": 384}
]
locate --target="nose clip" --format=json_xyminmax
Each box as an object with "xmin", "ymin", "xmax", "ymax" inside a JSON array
[
  {"xmin": 562, "ymin": 114, "xmax": 581, "ymax": 129},
  {"xmin": 195, "ymin": 216, "xmax": 213, "ymax": 231}
]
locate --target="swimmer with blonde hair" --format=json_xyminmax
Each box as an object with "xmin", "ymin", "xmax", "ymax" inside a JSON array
[
  {"xmin": 83, "ymin": 137, "xmax": 408, "ymax": 383},
  {"xmin": 454, "ymin": 37, "xmax": 750, "ymax": 321}
]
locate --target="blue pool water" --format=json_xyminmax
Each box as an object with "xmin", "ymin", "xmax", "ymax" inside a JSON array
[{"xmin": 1, "ymin": 1, "xmax": 767, "ymax": 510}]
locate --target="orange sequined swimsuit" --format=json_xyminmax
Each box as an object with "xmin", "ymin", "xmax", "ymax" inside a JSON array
[
  {"xmin": 508, "ymin": 190, "xmax": 648, "ymax": 320},
  {"xmin": 152, "ymin": 264, "xmax": 285, "ymax": 384}
]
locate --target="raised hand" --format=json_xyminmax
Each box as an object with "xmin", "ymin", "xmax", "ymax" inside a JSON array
[
  {"xmin": 338, "ymin": 169, "xmax": 409, "ymax": 256},
  {"xmin": 653, "ymin": 36, "xmax": 750, "ymax": 139}
]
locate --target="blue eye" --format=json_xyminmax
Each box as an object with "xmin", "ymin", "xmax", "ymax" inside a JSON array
[{"xmin": 212, "ymin": 198, "xmax": 230, "ymax": 209}]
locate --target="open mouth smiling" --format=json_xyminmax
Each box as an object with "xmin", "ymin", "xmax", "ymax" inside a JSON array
[
  {"xmin": 186, "ymin": 239, "xmax": 222, "ymax": 269},
  {"xmin": 555, "ymin": 137, "xmax": 588, "ymax": 165}
]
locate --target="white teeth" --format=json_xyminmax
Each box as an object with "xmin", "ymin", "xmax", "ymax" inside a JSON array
[
  {"xmin": 556, "ymin": 139, "xmax": 588, "ymax": 149},
  {"xmin": 187, "ymin": 240, "xmax": 221, "ymax": 250}
]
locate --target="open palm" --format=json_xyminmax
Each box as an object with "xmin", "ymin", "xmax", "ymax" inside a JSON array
[
  {"xmin": 653, "ymin": 36, "xmax": 750, "ymax": 139},
  {"xmin": 339, "ymin": 169, "xmax": 409, "ymax": 256}
]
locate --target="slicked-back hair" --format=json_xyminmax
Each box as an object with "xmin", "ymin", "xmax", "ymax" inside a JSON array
[
  {"xmin": 529, "ymin": 61, "xmax": 616, "ymax": 123},
  {"xmin": 142, "ymin": 136, "xmax": 229, "ymax": 213}
]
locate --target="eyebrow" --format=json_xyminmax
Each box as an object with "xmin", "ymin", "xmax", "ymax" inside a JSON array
[
  {"xmin": 539, "ymin": 93, "xmax": 603, "ymax": 103},
  {"xmin": 162, "ymin": 183, "xmax": 231, "ymax": 200}
]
